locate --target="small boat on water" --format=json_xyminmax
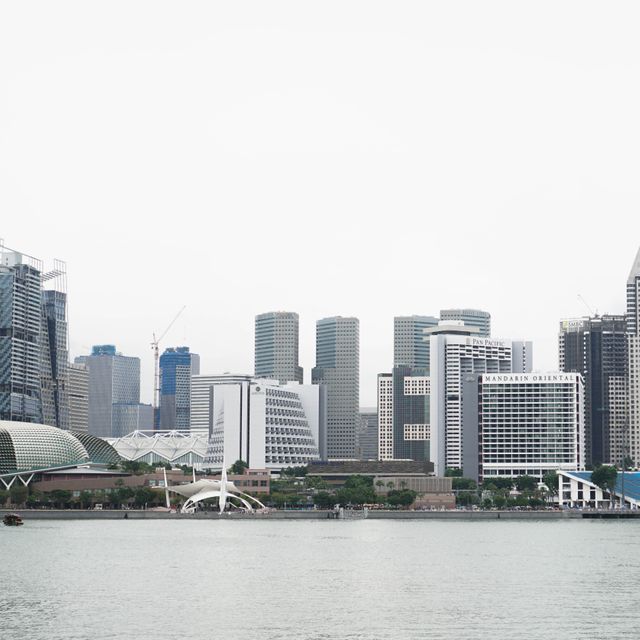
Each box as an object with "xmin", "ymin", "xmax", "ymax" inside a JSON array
[{"xmin": 3, "ymin": 514, "xmax": 24, "ymax": 526}]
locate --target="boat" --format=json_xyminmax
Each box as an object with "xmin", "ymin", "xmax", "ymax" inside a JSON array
[{"xmin": 3, "ymin": 513, "xmax": 24, "ymax": 526}]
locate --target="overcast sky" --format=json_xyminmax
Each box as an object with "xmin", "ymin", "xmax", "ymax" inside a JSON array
[{"xmin": 2, "ymin": 2, "xmax": 639, "ymax": 405}]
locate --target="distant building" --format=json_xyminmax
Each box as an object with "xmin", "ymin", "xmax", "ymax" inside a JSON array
[
  {"xmin": 440, "ymin": 309, "xmax": 491, "ymax": 337},
  {"xmin": 159, "ymin": 347, "xmax": 200, "ymax": 430},
  {"xmin": 255, "ymin": 311, "xmax": 303, "ymax": 384},
  {"xmin": 462, "ymin": 373, "xmax": 585, "ymax": 483},
  {"xmin": 0, "ymin": 244, "xmax": 69, "ymax": 428},
  {"xmin": 377, "ymin": 374, "xmax": 394, "ymax": 461},
  {"xmin": 68, "ymin": 363, "xmax": 89, "ymax": 433},
  {"xmin": 200, "ymin": 375, "xmax": 326, "ymax": 470},
  {"xmin": 559, "ymin": 316, "xmax": 627, "ymax": 466},
  {"xmin": 76, "ymin": 345, "xmax": 151, "ymax": 438},
  {"xmin": 356, "ymin": 408, "xmax": 378, "ymax": 460},
  {"xmin": 312, "ymin": 316, "xmax": 359, "ymax": 459}
]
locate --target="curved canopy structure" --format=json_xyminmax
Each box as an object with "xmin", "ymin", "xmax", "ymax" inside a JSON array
[
  {"xmin": 0, "ymin": 421, "xmax": 120, "ymax": 478},
  {"xmin": 107, "ymin": 430, "xmax": 208, "ymax": 467},
  {"xmin": 161, "ymin": 468, "xmax": 266, "ymax": 514}
]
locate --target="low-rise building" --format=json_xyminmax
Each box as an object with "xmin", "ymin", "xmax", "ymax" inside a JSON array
[{"xmin": 557, "ymin": 470, "xmax": 640, "ymax": 509}]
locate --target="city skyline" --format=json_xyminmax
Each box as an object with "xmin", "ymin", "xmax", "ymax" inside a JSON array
[{"xmin": 2, "ymin": 3, "xmax": 639, "ymax": 407}]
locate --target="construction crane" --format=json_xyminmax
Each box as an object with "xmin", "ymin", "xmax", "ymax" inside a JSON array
[
  {"xmin": 577, "ymin": 294, "xmax": 598, "ymax": 318},
  {"xmin": 151, "ymin": 306, "xmax": 186, "ymax": 423}
]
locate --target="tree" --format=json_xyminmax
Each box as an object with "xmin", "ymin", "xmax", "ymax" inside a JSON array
[
  {"xmin": 493, "ymin": 494, "xmax": 507, "ymax": 509},
  {"xmin": 591, "ymin": 465, "xmax": 618, "ymax": 506},
  {"xmin": 452, "ymin": 477, "xmax": 477, "ymax": 491},
  {"xmin": 133, "ymin": 487, "xmax": 156, "ymax": 508},
  {"xmin": 9, "ymin": 484, "xmax": 28, "ymax": 507},
  {"xmin": 386, "ymin": 489, "xmax": 417, "ymax": 508},
  {"xmin": 445, "ymin": 468, "xmax": 463, "ymax": 477},
  {"xmin": 542, "ymin": 471, "xmax": 558, "ymax": 498},
  {"xmin": 312, "ymin": 492, "xmax": 336, "ymax": 509},
  {"xmin": 515, "ymin": 475, "xmax": 537, "ymax": 492},
  {"xmin": 483, "ymin": 477, "xmax": 513, "ymax": 491},
  {"xmin": 229, "ymin": 459, "xmax": 249, "ymax": 475},
  {"xmin": 0, "ymin": 489, "xmax": 8, "ymax": 507}
]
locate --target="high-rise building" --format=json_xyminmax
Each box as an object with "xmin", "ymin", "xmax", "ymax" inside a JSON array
[
  {"xmin": 196, "ymin": 374, "xmax": 326, "ymax": 469},
  {"xmin": 440, "ymin": 309, "xmax": 491, "ymax": 337},
  {"xmin": 255, "ymin": 312, "xmax": 303, "ymax": 384},
  {"xmin": 356, "ymin": 408, "xmax": 378, "ymax": 461},
  {"xmin": 627, "ymin": 247, "xmax": 640, "ymax": 466},
  {"xmin": 159, "ymin": 347, "xmax": 200, "ymax": 430},
  {"xmin": 0, "ymin": 245, "xmax": 69, "ymax": 427},
  {"xmin": 463, "ymin": 372, "xmax": 585, "ymax": 483},
  {"xmin": 312, "ymin": 317, "xmax": 359, "ymax": 459},
  {"xmin": 76, "ymin": 345, "xmax": 151, "ymax": 438},
  {"xmin": 68, "ymin": 362, "xmax": 89, "ymax": 432},
  {"xmin": 428, "ymin": 322, "xmax": 532, "ymax": 475},
  {"xmin": 394, "ymin": 316, "xmax": 439, "ymax": 369},
  {"xmin": 377, "ymin": 374, "xmax": 393, "ymax": 460},
  {"xmin": 559, "ymin": 316, "xmax": 627, "ymax": 466}
]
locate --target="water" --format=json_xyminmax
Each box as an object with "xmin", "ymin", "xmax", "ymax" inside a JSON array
[{"xmin": 1, "ymin": 519, "xmax": 639, "ymax": 639}]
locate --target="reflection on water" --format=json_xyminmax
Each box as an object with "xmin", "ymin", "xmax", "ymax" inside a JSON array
[{"xmin": 1, "ymin": 519, "xmax": 640, "ymax": 640}]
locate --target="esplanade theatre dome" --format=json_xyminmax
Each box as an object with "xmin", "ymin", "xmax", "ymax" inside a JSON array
[{"xmin": 0, "ymin": 421, "xmax": 120, "ymax": 475}]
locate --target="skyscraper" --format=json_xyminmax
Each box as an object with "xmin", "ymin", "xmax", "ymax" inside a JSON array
[
  {"xmin": 627, "ymin": 247, "xmax": 640, "ymax": 466},
  {"xmin": 68, "ymin": 362, "xmax": 89, "ymax": 432},
  {"xmin": 312, "ymin": 316, "xmax": 359, "ymax": 459},
  {"xmin": 254, "ymin": 311, "xmax": 303, "ymax": 383},
  {"xmin": 76, "ymin": 345, "xmax": 151, "ymax": 438},
  {"xmin": 159, "ymin": 346, "xmax": 200, "ymax": 429},
  {"xmin": 440, "ymin": 309, "xmax": 491, "ymax": 337},
  {"xmin": 559, "ymin": 316, "xmax": 627, "ymax": 466},
  {"xmin": 394, "ymin": 315, "xmax": 439, "ymax": 369},
  {"xmin": 0, "ymin": 244, "xmax": 69, "ymax": 427}
]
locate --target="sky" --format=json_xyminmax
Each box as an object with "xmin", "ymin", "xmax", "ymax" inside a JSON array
[{"xmin": 1, "ymin": 2, "xmax": 640, "ymax": 406}]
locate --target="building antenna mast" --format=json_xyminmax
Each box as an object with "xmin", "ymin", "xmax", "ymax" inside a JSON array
[{"xmin": 151, "ymin": 306, "xmax": 186, "ymax": 423}]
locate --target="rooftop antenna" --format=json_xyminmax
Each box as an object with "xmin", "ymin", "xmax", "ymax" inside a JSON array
[{"xmin": 577, "ymin": 294, "xmax": 598, "ymax": 318}]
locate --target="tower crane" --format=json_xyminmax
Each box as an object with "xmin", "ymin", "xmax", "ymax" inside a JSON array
[{"xmin": 151, "ymin": 306, "xmax": 186, "ymax": 424}]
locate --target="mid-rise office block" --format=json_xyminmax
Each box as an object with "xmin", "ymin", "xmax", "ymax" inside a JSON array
[
  {"xmin": 559, "ymin": 315, "xmax": 627, "ymax": 466},
  {"xmin": 200, "ymin": 374, "xmax": 326, "ymax": 470},
  {"xmin": 312, "ymin": 317, "xmax": 359, "ymax": 459},
  {"xmin": 255, "ymin": 311, "xmax": 303, "ymax": 384},
  {"xmin": 428, "ymin": 322, "xmax": 532, "ymax": 475},
  {"xmin": 75, "ymin": 345, "xmax": 148, "ymax": 438},
  {"xmin": 465, "ymin": 373, "xmax": 585, "ymax": 482},
  {"xmin": 159, "ymin": 346, "xmax": 200, "ymax": 430},
  {"xmin": 356, "ymin": 408, "xmax": 378, "ymax": 461},
  {"xmin": 440, "ymin": 309, "xmax": 491, "ymax": 337},
  {"xmin": 68, "ymin": 362, "xmax": 89, "ymax": 432}
]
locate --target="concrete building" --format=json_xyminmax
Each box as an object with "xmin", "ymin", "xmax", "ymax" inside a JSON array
[
  {"xmin": 428, "ymin": 322, "xmax": 533, "ymax": 475},
  {"xmin": 159, "ymin": 347, "xmax": 200, "ymax": 430},
  {"xmin": 255, "ymin": 311, "xmax": 303, "ymax": 384},
  {"xmin": 0, "ymin": 244, "xmax": 69, "ymax": 428},
  {"xmin": 312, "ymin": 316, "xmax": 359, "ymax": 459},
  {"xmin": 68, "ymin": 362, "xmax": 89, "ymax": 433},
  {"xmin": 462, "ymin": 373, "xmax": 585, "ymax": 483},
  {"xmin": 559, "ymin": 316, "xmax": 627, "ymax": 466},
  {"xmin": 558, "ymin": 470, "xmax": 640, "ymax": 509},
  {"xmin": 627, "ymin": 247, "xmax": 640, "ymax": 467},
  {"xmin": 356, "ymin": 408, "xmax": 378, "ymax": 460},
  {"xmin": 75, "ymin": 345, "xmax": 151, "ymax": 438},
  {"xmin": 200, "ymin": 375, "xmax": 326, "ymax": 470},
  {"xmin": 440, "ymin": 308, "xmax": 491, "ymax": 337}
]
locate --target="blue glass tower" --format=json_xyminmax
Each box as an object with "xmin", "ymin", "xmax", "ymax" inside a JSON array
[{"xmin": 159, "ymin": 347, "xmax": 200, "ymax": 429}]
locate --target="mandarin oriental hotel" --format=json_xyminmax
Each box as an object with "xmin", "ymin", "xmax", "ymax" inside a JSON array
[{"xmin": 463, "ymin": 373, "xmax": 585, "ymax": 482}]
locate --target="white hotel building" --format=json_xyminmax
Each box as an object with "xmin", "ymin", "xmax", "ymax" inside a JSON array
[
  {"xmin": 191, "ymin": 374, "xmax": 327, "ymax": 471},
  {"xmin": 466, "ymin": 373, "xmax": 585, "ymax": 482},
  {"xmin": 428, "ymin": 322, "xmax": 532, "ymax": 475}
]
